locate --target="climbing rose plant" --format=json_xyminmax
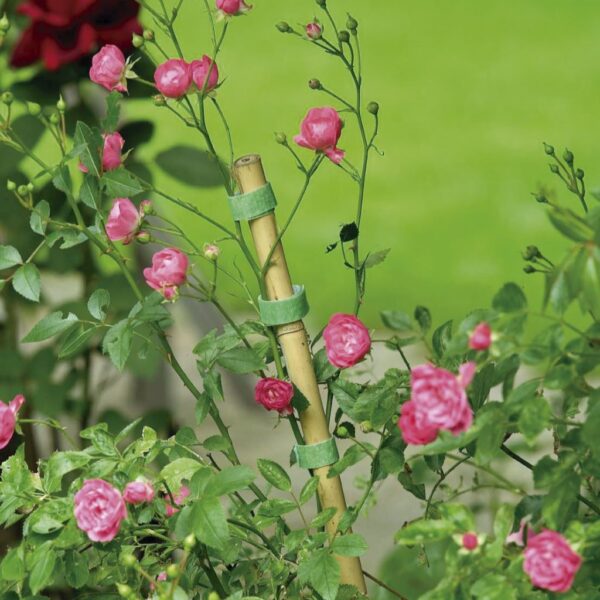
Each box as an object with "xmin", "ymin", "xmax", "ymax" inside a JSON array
[{"xmin": 1, "ymin": 1, "xmax": 600, "ymax": 599}]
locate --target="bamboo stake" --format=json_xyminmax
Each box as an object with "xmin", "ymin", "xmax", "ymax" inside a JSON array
[{"xmin": 233, "ymin": 154, "xmax": 367, "ymax": 593}]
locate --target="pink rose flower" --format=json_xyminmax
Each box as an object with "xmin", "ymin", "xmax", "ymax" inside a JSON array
[
  {"xmin": 462, "ymin": 532, "xmax": 478, "ymax": 551},
  {"xmin": 0, "ymin": 395, "xmax": 25, "ymax": 450},
  {"xmin": 323, "ymin": 313, "xmax": 371, "ymax": 369},
  {"xmin": 294, "ymin": 107, "xmax": 345, "ymax": 164},
  {"xmin": 469, "ymin": 322, "xmax": 492, "ymax": 350},
  {"xmin": 255, "ymin": 378, "xmax": 294, "ymax": 416},
  {"xmin": 399, "ymin": 363, "xmax": 474, "ymax": 445},
  {"xmin": 216, "ymin": 0, "xmax": 251, "ymax": 16},
  {"xmin": 143, "ymin": 248, "xmax": 189, "ymax": 301},
  {"xmin": 123, "ymin": 480, "xmax": 155, "ymax": 505},
  {"xmin": 89, "ymin": 44, "xmax": 127, "ymax": 92},
  {"xmin": 154, "ymin": 59, "xmax": 192, "ymax": 98},
  {"xmin": 79, "ymin": 132, "xmax": 125, "ymax": 174},
  {"xmin": 190, "ymin": 55, "xmax": 219, "ymax": 93},
  {"xmin": 74, "ymin": 479, "xmax": 127, "ymax": 542},
  {"xmin": 105, "ymin": 198, "xmax": 142, "ymax": 244},
  {"xmin": 165, "ymin": 485, "xmax": 190, "ymax": 517},
  {"xmin": 306, "ymin": 22, "xmax": 322, "ymax": 39},
  {"xmin": 524, "ymin": 529, "xmax": 582, "ymax": 593}
]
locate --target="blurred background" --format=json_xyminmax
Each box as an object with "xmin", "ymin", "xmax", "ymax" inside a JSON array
[{"xmin": 1, "ymin": 0, "xmax": 598, "ymax": 597}]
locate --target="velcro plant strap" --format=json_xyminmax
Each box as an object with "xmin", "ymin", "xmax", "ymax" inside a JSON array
[
  {"xmin": 258, "ymin": 284, "xmax": 309, "ymax": 326},
  {"xmin": 293, "ymin": 438, "xmax": 339, "ymax": 470},
  {"xmin": 228, "ymin": 182, "xmax": 277, "ymax": 221}
]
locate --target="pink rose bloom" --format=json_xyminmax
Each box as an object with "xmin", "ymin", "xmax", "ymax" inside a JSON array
[
  {"xmin": 255, "ymin": 378, "xmax": 294, "ymax": 416},
  {"xmin": 0, "ymin": 395, "xmax": 25, "ymax": 450},
  {"xmin": 323, "ymin": 313, "xmax": 371, "ymax": 368},
  {"xmin": 74, "ymin": 479, "xmax": 127, "ymax": 542},
  {"xmin": 398, "ymin": 400, "xmax": 438, "ymax": 445},
  {"xmin": 469, "ymin": 322, "xmax": 492, "ymax": 350},
  {"xmin": 89, "ymin": 44, "xmax": 127, "ymax": 92},
  {"xmin": 524, "ymin": 529, "xmax": 582, "ymax": 593},
  {"xmin": 306, "ymin": 22, "xmax": 322, "ymax": 39},
  {"xmin": 143, "ymin": 248, "xmax": 189, "ymax": 300},
  {"xmin": 79, "ymin": 132, "xmax": 125, "ymax": 174},
  {"xmin": 154, "ymin": 59, "xmax": 192, "ymax": 98},
  {"xmin": 462, "ymin": 532, "xmax": 478, "ymax": 551},
  {"xmin": 216, "ymin": 0, "xmax": 251, "ymax": 16},
  {"xmin": 165, "ymin": 485, "xmax": 190, "ymax": 517},
  {"xmin": 123, "ymin": 480, "xmax": 155, "ymax": 505},
  {"xmin": 190, "ymin": 55, "xmax": 219, "ymax": 93},
  {"xmin": 294, "ymin": 107, "xmax": 345, "ymax": 164},
  {"xmin": 105, "ymin": 198, "xmax": 142, "ymax": 244}
]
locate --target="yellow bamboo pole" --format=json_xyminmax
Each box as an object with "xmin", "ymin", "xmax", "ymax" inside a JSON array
[{"xmin": 233, "ymin": 154, "xmax": 367, "ymax": 593}]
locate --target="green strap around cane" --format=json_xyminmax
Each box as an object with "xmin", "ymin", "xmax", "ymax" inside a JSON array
[
  {"xmin": 292, "ymin": 438, "xmax": 339, "ymax": 469},
  {"xmin": 228, "ymin": 182, "xmax": 277, "ymax": 221},
  {"xmin": 258, "ymin": 284, "xmax": 309, "ymax": 326}
]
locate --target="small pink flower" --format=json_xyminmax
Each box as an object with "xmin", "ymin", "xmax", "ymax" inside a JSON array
[
  {"xmin": 462, "ymin": 532, "xmax": 478, "ymax": 551},
  {"xmin": 165, "ymin": 485, "xmax": 190, "ymax": 517},
  {"xmin": 203, "ymin": 243, "xmax": 220, "ymax": 261},
  {"xmin": 398, "ymin": 400, "xmax": 438, "ymax": 445},
  {"xmin": 74, "ymin": 479, "xmax": 127, "ymax": 542},
  {"xmin": 154, "ymin": 59, "xmax": 192, "ymax": 98},
  {"xmin": 469, "ymin": 322, "xmax": 492, "ymax": 351},
  {"xmin": 143, "ymin": 248, "xmax": 189, "ymax": 301},
  {"xmin": 306, "ymin": 22, "xmax": 322, "ymax": 39},
  {"xmin": 294, "ymin": 107, "xmax": 345, "ymax": 164},
  {"xmin": 255, "ymin": 378, "xmax": 294, "ymax": 415},
  {"xmin": 0, "ymin": 395, "xmax": 25, "ymax": 450},
  {"xmin": 323, "ymin": 313, "xmax": 371, "ymax": 368},
  {"xmin": 123, "ymin": 480, "xmax": 155, "ymax": 505},
  {"xmin": 102, "ymin": 132, "xmax": 125, "ymax": 171},
  {"xmin": 524, "ymin": 529, "xmax": 582, "ymax": 593},
  {"xmin": 105, "ymin": 198, "xmax": 142, "ymax": 244},
  {"xmin": 216, "ymin": 0, "xmax": 251, "ymax": 16},
  {"xmin": 506, "ymin": 518, "xmax": 528, "ymax": 547},
  {"xmin": 150, "ymin": 571, "xmax": 167, "ymax": 591},
  {"xmin": 89, "ymin": 44, "xmax": 127, "ymax": 92},
  {"xmin": 190, "ymin": 55, "xmax": 219, "ymax": 93}
]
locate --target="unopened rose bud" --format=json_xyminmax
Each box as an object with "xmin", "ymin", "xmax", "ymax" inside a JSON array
[
  {"xmin": 140, "ymin": 199, "xmax": 153, "ymax": 216},
  {"xmin": 338, "ymin": 30, "xmax": 350, "ymax": 43},
  {"xmin": 346, "ymin": 15, "xmax": 358, "ymax": 32},
  {"xmin": 367, "ymin": 101, "xmax": 379, "ymax": 115},
  {"xmin": 549, "ymin": 164, "xmax": 559, "ymax": 174},
  {"xmin": 183, "ymin": 533, "xmax": 196, "ymax": 551},
  {"xmin": 316, "ymin": 0, "xmax": 326, "ymax": 7},
  {"xmin": 56, "ymin": 96, "xmax": 66, "ymax": 112},
  {"xmin": 17, "ymin": 185, "xmax": 28, "ymax": 196},
  {"xmin": 523, "ymin": 265, "xmax": 536, "ymax": 274},
  {"xmin": 143, "ymin": 29, "xmax": 154, "ymax": 41},
  {"xmin": 117, "ymin": 584, "xmax": 132, "ymax": 598},
  {"xmin": 533, "ymin": 192, "xmax": 548, "ymax": 203},
  {"xmin": 132, "ymin": 33, "xmax": 144, "ymax": 48},
  {"xmin": 305, "ymin": 21, "xmax": 322, "ymax": 40},
  {"xmin": 308, "ymin": 78, "xmax": 322, "ymax": 90},
  {"xmin": 27, "ymin": 102, "xmax": 41, "ymax": 116},
  {"xmin": 1, "ymin": 91, "xmax": 13, "ymax": 105},
  {"xmin": 203, "ymin": 243, "xmax": 220, "ymax": 261},
  {"xmin": 275, "ymin": 132, "xmax": 287, "ymax": 145},
  {"xmin": 576, "ymin": 168, "xmax": 584, "ymax": 180},
  {"xmin": 166, "ymin": 564, "xmax": 179, "ymax": 580},
  {"xmin": 136, "ymin": 231, "xmax": 151, "ymax": 244},
  {"xmin": 562, "ymin": 148, "xmax": 574, "ymax": 165},
  {"xmin": 523, "ymin": 245, "xmax": 541, "ymax": 261},
  {"xmin": 153, "ymin": 94, "xmax": 167, "ymax": 106},
  {"xmin": 26, "ymin": 182, "xmax": 34, "ymax": 192},
  {"xmin": 543, "ymin": 142, "xmax": 554, "ymax": 156},
  {"xmin": 360, "ymin": 420, "xmax": 373, "ymax": 433},
  {"xmin": 276, "ymin": 21, "xmax": 292, "ymax": 33},
  {"xmin": 49, "ymin": 112, "xmax": 60, "ymax": 125},
  {"xmin": 0, "ymin": 14, "xmax": 9, "ymax": 33},
  {"xmin": 6, "ymin": 180, "xmax": 16, "ymax": 192},
  {"xmin": 207, "ymin": 593, "xmax": 220, "ymax": 600},
  {"xmin": 335, "ymin": 425, "xmax": 349, "ymax": 438},
  {"xmin": 120, "ymin": 553, "xmax": 137, "ymax": 568}
]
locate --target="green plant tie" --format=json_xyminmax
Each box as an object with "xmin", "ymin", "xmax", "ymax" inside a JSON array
[
  {"xmin": 258, "ymin": 284, "xmax": 309, "ymax": 326},
  {"xmin": 228, "ymin": 182, "xmax": 277, "ymax": 221},
  {"xmin": 293, "ymin": 438, "xmax": 339, "ymax": 469}
]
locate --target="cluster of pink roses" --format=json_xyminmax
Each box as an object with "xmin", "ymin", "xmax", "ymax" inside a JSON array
[
  {"xmin": 154, "ymin": 55, "xmax": 219, "ymax": 99},
  {"xmin": 0, "ymin": 395, "xmax": 25, "ymax": 450}
]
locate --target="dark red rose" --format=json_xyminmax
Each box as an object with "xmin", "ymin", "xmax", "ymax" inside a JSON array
[{"xmin": 10, "ymin": 0, "xmax": 141, "ymax": 71}]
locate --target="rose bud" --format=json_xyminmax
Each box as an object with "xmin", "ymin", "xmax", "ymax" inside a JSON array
[
  {"xmin": 468, "ymin": 322, "xmax": 492, "ymax": 351},
  {"xmin": 165, "ymin": 485, "xmax": 190, "ymax": 516},
  {"xmin": 154, "ymin": 59, "xmax": 192, "ymax": 98},
  {"xmin": 216, "ymin": 0, "xmax": 252, "ymax": 16},
  {"xmin": 105, "ymin": 198, "xmax": 142, "ymax": 244},
  {"xmin": 306, "ymin": 21, "xmax": 322, "ymax": 40},
  {"xmin": 0, "ymin": 394, "xmax": 25, "ymax": 450},
  {"xmin": 102, "ymin": 132, "xmax": 125, "ymax": 171},
  {"xmin": 89, "ymin": 45, "xmax": 127, "ymax": 93},
  {"xmin": 462, "ymin": 532, "xmax": 478, "ymax": 551},
  {"xmin": 74, "ymin": 479, "xmax": 127, "ymax": 542},
  {"xmin": 123, "ymin": 480, "xmax": 155, "ymax": 505},
  {"xmin": 143, "ymin": 248, "xmax": 189, "ymax": 301},
  {"xmin": 255, "ymin": 378, "xmax": 294, "ymax": 415},
  {"xmin": 323, "ymin": 313, "xmax": 371, "ymax": 368},
  {"xmin": 203, "ymin": 243, "xmax": 220, "ymax": 261},
  {"xmin": 524, "ymin": 530, "xmax": 582, "ymax": 593},
  {"xmin": 190, "ymin": 55, "xmax": 219, "ymax": 94},
  {"xmin": 294, "ymin": 107, "xmax": 345, "ymax": 164}
]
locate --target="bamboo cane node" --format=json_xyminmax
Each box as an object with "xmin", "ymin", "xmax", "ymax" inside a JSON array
[
  {"xmin": 227, "ymin": 182, "xmax": 277, "ymax": 221},
  {"xmin": 274, "ymin": 322, "xmax": 305, "ymax": 338},
  {"xmin": 258, "ymin": 284, "xmax": 309, "ymax": 325},
  {"xmin": 292, "ymin": 438, "xmax": 339, "ymax": 469}
]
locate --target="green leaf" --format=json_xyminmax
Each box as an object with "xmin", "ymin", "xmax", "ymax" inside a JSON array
[
  {"xmin": 314, "ymin": 347, "xmax": 338, "ymax": 382},
  {"xmin": 52, "ymin": 164, "xmax": 74, "ymax": 199},
  {"xmin": 438, "ymin": 503, "xmax": 475, "ymax": 531},
  {"xmin": 0, "ymin": 245, "xmax": 23, "ymax": 270},
  {"xmin": 492, "ymin": 282, "xmax": 527, "ymax": 313},
  {"xmin": 471, "ymin": 574, "xmax": 515, "ymax": 600},
  {"xmin": 311, "ymin": 507, "xmax": 338, "ymax": 528},
  {"xmin": 395, "ymin": 519, "xmax": 455, "ymax": 545},
  {"xmin": 414, "ymin": 305, "xmax": 432, "ymax": 332},
  {"xmin": 102, "ymin": 168, "xmax": 146, "ymax": 198},
  {"xmin": 101, "ymin": 91, "xmax": 121, "ymax": 132},
  {"xmin": 22, "ymin": 311, "xmax": 78, "ymax": 342},
  {"xmin": 74, "ymin": 121, "xmax": 103, "ymax": 177},
  {"xmin": 80, "ymin": 174, "xmax": 101, "ymax": 209},
  {"xmin": 12, "ymin": 263, "xmax": 41, "ymax": 301},
  {"xmin": 298, "ymin": 549, "xmax": 340, "ymax": 600},
  {"xmin": 328, "ymin": 444, "xmax": 369, "ymax": 478},
  {"xmin": 209, "ymin": 465, "xmax": 256, "ymax": 496},
  {"xmin": 518, "ymin": 396, "xmax": 552, "ymax": 444},
  {"xmin": 58, "ymin": 324, "xmax": 98, "ymax": 358},
  {"xmin": 431, "ymin": 320, "xmax": 453, "ymax": 358},
  {"xmin": 331, "ymin": 533, "xmax": 368, "ymax": 557},
  {"xmin": 88, "ymin": 288, "xmax": 111, "ymax": 320},
  {"xmin": 29, "ymin": 542, "xmax": 56, "ymax": 594},
  {"xmin": 475, "ymin": 405, "xmax": 507, "ymax": 465},
  {"xmin": 363, "ymin": 248, "xmax": 390, "ymax": 269},
  {"xmin": 160, "ymin": 458, "xmax": 203, "ymax": 490},
  {"xmin": 547, "ymin": 205, "xmax": 594, "ymax": 242},
  {"xmin": 64, "ymin": 551, "xmax": 89, "ymax": 589},
  {"xmin": 582, "ymin": 255, "xmax": 600, "ymax": 315},
  {"xmin": 381, "ymin": 310, "xmax": 414, "ymax": 332},
  {"xmin": 258, "ymin": 498, "xmax": 297, "ymax": 517},
  {"xmin": 1, "ymin": 547, "xmax": 24, "ymax": 581},
  {"xmin": 191, "ymin": 496, "xmax": 230, "ymax": 549},
  {"xmin": 30, "ymin": 200, "xmax": 50, "ymax": 235},
  {"xmin": 155, "ymin": 146, "xmax": 226, "ymax": 188},
  {"xmin": 102, "ymin": 319, "xmax": 132, "ymax": 371},
  {"xmin": 216, "ymin": 346, "xmax": 264, "ymax": 373},
  {"xmin": 257, "ymin": 458, "xmax": 292, "ymax": 492},
  {"xmin": 299, "ymin": 476, "xmax": 319, "ymax": 505},
  {"xmin": 43, "ymin": 451, "xmax": 90, "ymax": 493}
]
